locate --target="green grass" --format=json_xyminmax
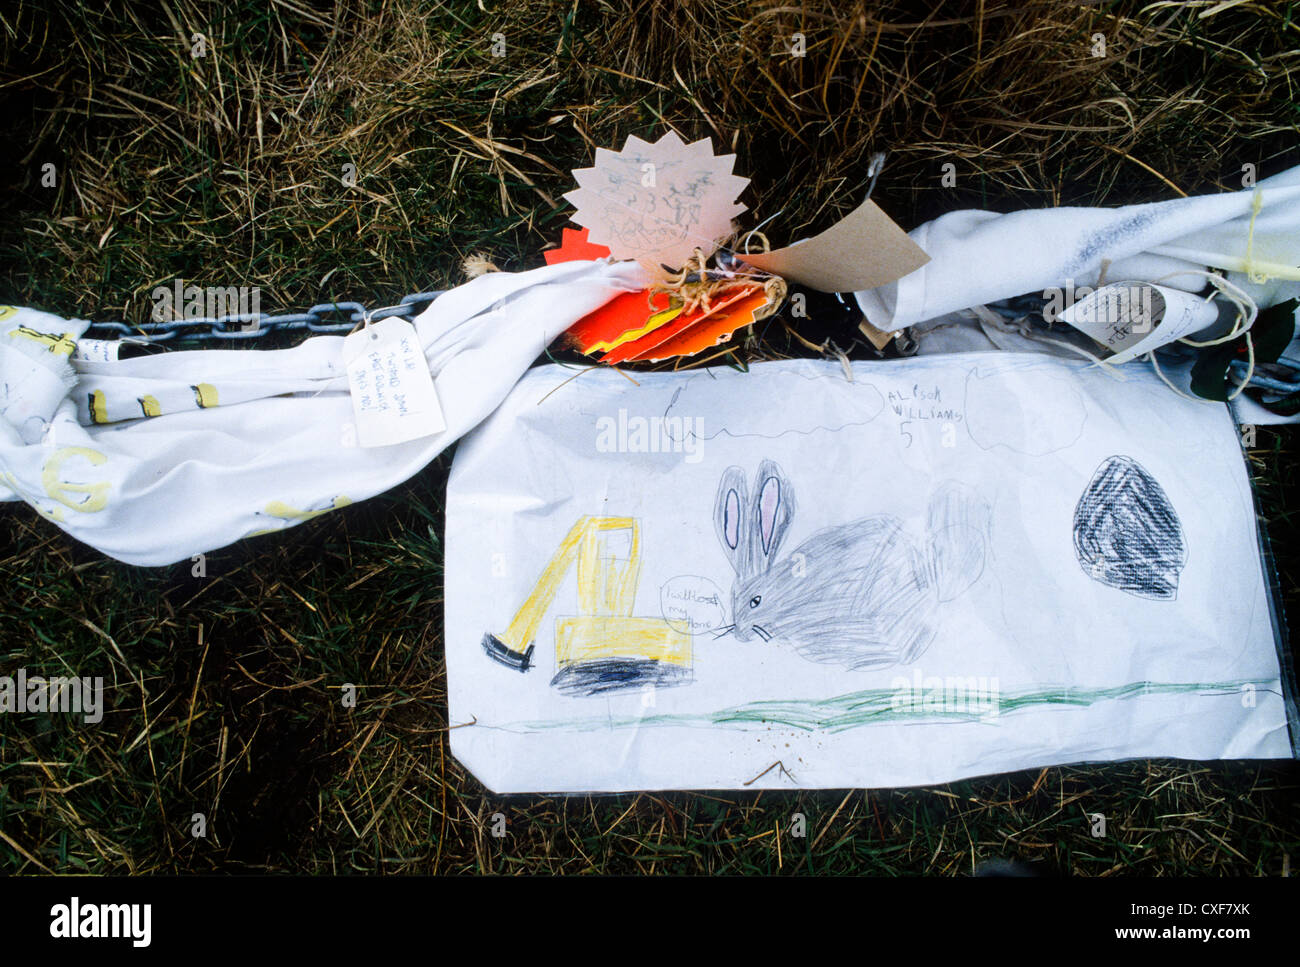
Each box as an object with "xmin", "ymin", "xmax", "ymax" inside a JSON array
[{"xmin": 0, "ymin": 0, "xmax": 1297, "ymax": 875}]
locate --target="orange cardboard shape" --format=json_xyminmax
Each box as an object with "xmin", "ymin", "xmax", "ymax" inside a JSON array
[
  {"xmin": 566, "ymin": 289, "xmax": 677, "ymax": 355},
  {"xmin": 599, "ymin": 285, "xmax": 767, "ymax": 364},
  {"xmin": 622, "ymin": 289, "xmax": 770, "ymax": 362},
  {"xmin": 543, "ymin": 226, "xmax": 612, "ymax": 265}
]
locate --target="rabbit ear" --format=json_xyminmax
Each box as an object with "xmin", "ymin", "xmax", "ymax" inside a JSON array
[
  {"xmin": 714, "ymin": 465, "xmax": 751, "ymax": 575},
  {"xmin": 751, "ymin": 459, "xmax": 795, "ymax": 566}
]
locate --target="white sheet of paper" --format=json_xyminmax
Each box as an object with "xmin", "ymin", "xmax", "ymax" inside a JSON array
[{"xmin": 445, "ymin": 354, "xmax": 1294, "ymax": 792}]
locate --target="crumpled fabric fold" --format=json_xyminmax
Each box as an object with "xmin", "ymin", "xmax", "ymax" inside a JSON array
[
  {"xmin": 0, "ymin": 259, "xmax": 648, "ymax": 566},
  {"xmin": 855, "ymin": 164, "xmax": 1300, "ymax": 333}
]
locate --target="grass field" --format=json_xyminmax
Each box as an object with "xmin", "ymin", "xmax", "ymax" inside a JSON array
[{"xmin": 0, "ymin": 0, "xmax": 1297, "ymax": 875}]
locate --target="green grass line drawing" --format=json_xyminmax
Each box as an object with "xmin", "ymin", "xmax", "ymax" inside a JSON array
[{"xmin": 502, "ymin": 679, "xmax": 1278, "ymax": 734}]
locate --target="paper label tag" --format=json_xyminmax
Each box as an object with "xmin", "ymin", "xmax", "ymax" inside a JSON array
[
  {"xmin": 1058, "ymin": 281, "xmax": 1219, "ymax": 365},
  {"xmin": 740, "ymin": 199, "xmax": 930, "ymax": 293},
  {"xmin": 341, "ymin": 318, "xmax": 445, "ymax": 447},
  {"xmin": 71, "ymin": 338, "xmax": 121, "ymax": 362}
]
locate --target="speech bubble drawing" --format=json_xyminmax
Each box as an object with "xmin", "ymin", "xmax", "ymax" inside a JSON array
[{"xmin": 660, "ymin": 575, "xmax": 728, "ymax": 634}]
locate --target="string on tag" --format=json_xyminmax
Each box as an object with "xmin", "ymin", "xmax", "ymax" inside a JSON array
[
  {"xmin": 1243, "ymin": 188, "xmax": 1267, "ymax": 285},
  {"xmin": 347, "ymin": 307, "xmax": 382, "ymax": 341},
  {"xmin": 647, "ymin": 242, "xmax": 787, "ymax": 323},
  {"xmin": 1165, "ymin": 270, "xmax": 1258, "ymax": 400},
  {"xmin": 1171, "ymin": 270, "xmax": 1258, "ymax": 349},
  {"xmin": 1098, "ymin": 270, "xmax": 1260, "ymax": 403}
]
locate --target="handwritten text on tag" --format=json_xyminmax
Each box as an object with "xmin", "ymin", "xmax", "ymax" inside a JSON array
[{"xmin": 342, "ymin": 318, "xmax": 445, "ymax": 447}]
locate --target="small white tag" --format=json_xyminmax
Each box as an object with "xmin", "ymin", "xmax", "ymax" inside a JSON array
[
  {"xmin": 1059, "ymin": 281, "xmax": 1219, "ymax": 365},
  {"xmin": 71, "ymin": 338, "xmax": 121, "ymax": 362},
  {"xmin": 341, "ymin": 317, "xmax": 445, "ymax": 447}
]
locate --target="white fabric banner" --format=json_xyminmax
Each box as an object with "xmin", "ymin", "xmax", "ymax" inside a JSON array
[
  {"xmin": 0, "ymin": 260, "xmax": 650, "ymax": 566},
  {"xmin": 855, "ymin": 164, "xmax": 1300, "ymax": 332}
]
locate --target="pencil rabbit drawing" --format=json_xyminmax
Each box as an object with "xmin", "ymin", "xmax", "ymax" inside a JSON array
[{"xmin": 713, "ymin": 459, "xmax": 990, "ymax": 669}]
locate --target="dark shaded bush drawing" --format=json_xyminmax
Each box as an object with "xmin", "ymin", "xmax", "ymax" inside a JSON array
[{"xmin": 1073, "ymin": 454, "xmax": 1186, "ymax": 600}]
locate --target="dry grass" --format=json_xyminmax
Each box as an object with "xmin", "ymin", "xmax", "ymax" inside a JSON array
[{"xmin": 0, "ymin": 0, "xmax": 1296, "ymax": 874}]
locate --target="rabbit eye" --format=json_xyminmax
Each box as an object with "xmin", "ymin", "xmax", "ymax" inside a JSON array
[{"xmin": 749, "ymin": 595, "xmax": 762, "ymax": 609}]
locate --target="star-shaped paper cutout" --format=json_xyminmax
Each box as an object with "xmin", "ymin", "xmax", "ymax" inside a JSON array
[{"xmin": 562, "ymin": 131, "xmax": 749, "ymax": 273}]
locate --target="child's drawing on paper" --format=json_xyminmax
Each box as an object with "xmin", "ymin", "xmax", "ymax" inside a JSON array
[
  {"xmin": 481, "ymin": 515, "xmax": 693, "ymax": 696},
  {"xmin": 712, "ymin": 459, "xmax": 990, "ymax": 669},
  {"xmin": 445, "ymin": 358, "xmax": 1294, "ymax": 793}
]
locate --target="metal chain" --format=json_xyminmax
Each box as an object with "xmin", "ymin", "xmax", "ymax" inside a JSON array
[{"xmin": 83, "ymin": 291, "xmax": 444, "ymax": 345}]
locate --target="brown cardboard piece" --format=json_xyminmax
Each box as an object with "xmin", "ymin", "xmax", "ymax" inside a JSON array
[
  {"xmin": 739, "ymin": 198, "xmax": 929, "ymax": 293},
  {"xmin": 858, "ymin": 318, "xmax": 897, "ymax": 350}
]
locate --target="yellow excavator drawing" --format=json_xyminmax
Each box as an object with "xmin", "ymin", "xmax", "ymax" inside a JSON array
[{"xmin": 481, "ymin": 515, "xmax": 693, "ymax": 696}]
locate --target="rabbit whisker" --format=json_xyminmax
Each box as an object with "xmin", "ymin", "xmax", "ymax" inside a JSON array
[
  {"xmin": 752, "ymin": 625, "xmax": 772, "ymax": 642},
  {"xmin": 712, "ymin": 624, "xmax": 736, "ymax": 638}
]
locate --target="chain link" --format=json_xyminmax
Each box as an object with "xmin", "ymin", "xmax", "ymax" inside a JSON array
[{"xmin": 83, "ymin": 291, "xmax": 445, "ymax": 345}]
